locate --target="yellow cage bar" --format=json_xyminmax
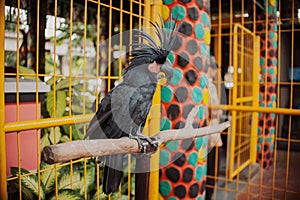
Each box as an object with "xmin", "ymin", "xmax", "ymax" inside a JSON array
[
  {"xmin": 0, "ymin": 0, "xmax": 162, "ymax": 199},
  {"xmin": 229, "ymin": 24, "xmax": 260, "ymax": 179},
  {"xmin": 0, "ymin": 0, "xmax": 7, "ymax": 198},
  {"xmin": 2, "ymin": 0, "xmax": 300, "ymax": 199}
]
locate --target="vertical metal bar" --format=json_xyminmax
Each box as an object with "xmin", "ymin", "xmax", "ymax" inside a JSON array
[
  {"xmin": 36, "ymin": 0, "xmax": 42, "ymax": 198},
  {"xmin": 225, "ymin": 1, "xmax": 232, "ymax": 198},
  {"xmin": 120, "ymin": 1, "xmax": 130, "ymax": 198},
  {"xmin": 145, "ymin": 1, "xmax": 162, "ymax": 199},
  {"xmin": 17, "ymin": 131, "xmax": 22, "ymax": 199},
  {"xmin": 144, "ymin": 1, "xmax": 158, "ymax": 199},
  {"xmin": 69, "ymin": 0, "xmax": 74, "ymax": 189},
  {"xmin": 285, "ymin": 1, "xmax": 294, "ymax": 199},
  {"xmin": 107, "ymin": 1, "xmax": 113, "ymax": 199},
  {"xmin": 251, "ymin": 35, "xmax": 259, "ymax": 163},
  {"xmin": 107, "ymin": 0, "xmax": 113, "ymax": 91},
  {"xmin": 144, "ymin": 0, "xmax": 150, "ymax": 28},
  {"xmin": 95, "ymin": 0, "xmax": 100, "ymax": 187},
  {"xmin": 229, "ymin": 24, "xmax": 238, "ymax": 180},
  {"xmin": 83, "ymin": 1, "xmax": 87, "ymax": 116},
  {"xmin": 151, "ymin": 0, "xmax": 162, "ymax": 198},
  {"xmin": 236, "ymin": 22, "xmax": 244, "ymax": 196},
  {"xmin": 95, "ymin": 1, "xmax": 100, "ymax": 198},
  {"xmin": 251, "ymin": 0, "xmax": 257, "ymax": 164},
  {"xmin": 0, "ymin": 0, "xmax": 7, "ymax": 198},
  {"xmin": 96, "ymin": 163, "xmax": 100, "ymax": 200},
  {"xmin": 241, "ymin": 3, "xmax": 246, "ymax": 166},
  {"xmin": 95, "ymin": 0, "xmax": 100, "ymax": 109},
  {"xmin": 213, "ymin": 1, "xmax": 222, "ymax": 198},
  {"xmin": 229, "ymin": 0, "xmax": 233, "ymax": 67},
  {"xmin": 50, "ymin": 0, "xmax": 59, "ymax": 197},
  {"xmin": 127, "ymin": 1, "xmax": 133, "ymax": 198},
  {"xmin": 217, "ymin": 0, "xmax": 222, "ymax": 101},
  {"xmin": 259, "ymin": 0, "xmax": 268, "ymax": 198},
  {"xmin": 129, "ymin": 0, "xmax": 133, "ymax": 41},
  {"xmin": 119, "ymin": 0, "xmax": 123, "ymax": 80},
  {"xmin": 138, "ymin": 0, "xmax": 142, "ymax": 29},
  {"xmin": 252, "ymin": 1, "xmax": 258, "ymax": 199},
  {"xmin": 16, "ymin": 0, "xmax": 20, "ymax": 123},
  {"xmin": 35, "ymin": 0, "xmax": 41, "ymax": 199},
  {"xmin": 272, "ymin": 0, "xmax": 281, "ymax": 198},
  {"xmin": 15, "ymin": 0, "xmax": 22, "ymax": 198},
  {"xmin": 83, "ymin": 0, "xmax": 88, "ymax": 198}
]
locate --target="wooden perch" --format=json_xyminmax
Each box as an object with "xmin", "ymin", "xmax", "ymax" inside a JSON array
[
  {"xmin": 42, "ymin": 121, "xmax": 230, "ymax": 164},
  {"xmin": 42, "ymin": 106, "xmax": 230, "ymax": 164}
]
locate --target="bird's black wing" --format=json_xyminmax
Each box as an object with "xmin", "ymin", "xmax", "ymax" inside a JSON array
[
  {"xmin": 84, "ymin": 84, "xmax": 129, "ymax": 140},
  {"xmin": 86, "ymin": 82, "xmax": 156, "ymax": 140},
  {"xmin": 85, "ymin": 82, "xmax": 156, "ymax": 194},
  {"xmin": 127, "ymin": 84, "xmax": 156, "ymax": 133}
]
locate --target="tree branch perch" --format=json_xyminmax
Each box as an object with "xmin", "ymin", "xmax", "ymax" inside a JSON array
[{"xmin": 42, "ymin": 121, "xmax": 231, "ymax": 164}]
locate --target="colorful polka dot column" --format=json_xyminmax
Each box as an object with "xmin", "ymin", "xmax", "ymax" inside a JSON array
[
  {"xmin": 256, "ymin": 0, "xmax": 278, "ymax": 169},
  {"xmin": 160, "ymin": 0, "xmax": 211, "ymax": 199}
]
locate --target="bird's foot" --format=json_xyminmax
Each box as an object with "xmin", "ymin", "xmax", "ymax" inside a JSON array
[{"xmin": 129, "ymin": 132, "xmax": 158, "ymax": 154}]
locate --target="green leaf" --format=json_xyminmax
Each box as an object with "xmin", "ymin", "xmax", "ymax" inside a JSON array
[
  {"xmin": 60, "ymin": 135, "xmax": 70, "ymax": 143},
  {"xmin": 121, "ymin": 195, "xmax": 129, "ymax": 200},
  {"xmin": 58, "ymin": 171, "xmax": 81, "ymax": 190},
  {"xmin": 49, "ymin": 127, "xmax": 62, "ymax": 144},
  {"xmin": 40, "ymin": 133, "xmax": 51, "ymax": 151},
  {"xmin": 110, "ymin": 193, "xmax": 128, "ymax": 200},
  {"xmin": 73, "ymin": 84, "xmax": 84, "ymax": 92},
  {"xmin": 46, "ymin": 77, "xmax": 54, "ymax": 86},
  {"xmin": 80, "ymin": 165, "xmax": 95, "ymax": 195},
  {"xmin": 72, "ymin": 125, "xmax": 83, "ymax": 140},
  {"xmin": 40, "ymin": 163, "xmax": 57, "ymax": 194},
  {"xmin": 91, "ymin": 186, "xmax": 107, "ymax": 200},
  {"xmin": 121, "ymin": 171, "xmax": 135, "ymax": 196},
  {"xmin": 22, "ymin": 186, "xmax": 37, "ymax": 200},
  {"xmin": 19, "ymin": 66, "xmax": 38, "ymax": 80},
  {"xmin": 8, "ymin": 180, "xmax": 36, "ymax": 200},
  {"xmin": 56, "ymin": 78, "xmax": 81, "ymax": 90},
  {"xmin": 48, "ymin": 189, "xmax": 83, "ymax": 200},
  {"xmin": 62, "ymin": 125, "xmax": 70, "ymax": 135},
  {"xmin": 46, "ymin": 91, "xmax": 67, "ymax": 118},
  {"xmin": 11, "ymin": 167, "xmax": 46, "ymax": 199},
  {"xmin": 85, "ymin": 101, "xmax": 94, "ymax": 109},
  {"xmin": 130, "ymin": 173, "xmax": 135, "ymax": 196},
  {"xmin": 91, "ymin": 192, "xmax": 107, "ymax": 200},
  {"xmin": 62, "ymin": 125, "xmax": 83, "ymax": 140},
  {"xmin": 121, "ymin": 181, "xmax": 128, "ymax": 195},
  {"xmin": 71, "ymin": 105, "xmax": 84, "ymax": 114}
]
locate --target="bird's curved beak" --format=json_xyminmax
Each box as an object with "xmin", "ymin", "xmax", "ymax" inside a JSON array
[{"xmin": 159, "ymin": 59, "xmax": 173, "ymax": 85}]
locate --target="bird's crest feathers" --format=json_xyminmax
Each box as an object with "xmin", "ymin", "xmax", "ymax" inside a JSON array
[{"xmin": 128, "ymin": 15, "xmax": 181, "ymax": 68}]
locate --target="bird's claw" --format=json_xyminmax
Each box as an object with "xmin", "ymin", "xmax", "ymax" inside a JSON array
[{"xmin": 129, "ymin": 131, "xmax": 158, "ymax": 154}]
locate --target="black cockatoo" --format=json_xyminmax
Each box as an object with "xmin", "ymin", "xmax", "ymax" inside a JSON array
[{"xmin": 85, "ymin": 16, "xmax": 180, "ymax": 194}]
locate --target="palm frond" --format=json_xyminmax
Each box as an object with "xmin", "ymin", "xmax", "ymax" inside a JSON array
[
  {"xmin": 80, "ymin": 166, "xmax": 96, "ymax": 195},
  {"xmin": 40, "ymin": 163, "xmax": 57, "ymax": 194},
  {"xmin": 11, "ymin": 167, "xmax": 46, "ymax": 199},
  {"xmin": 58, "ymin": 171, "xmax": 81, "ymax": 190},
  {"xmin": 48, "ymin": 189, "xmax": 83, "ymax": 200}
]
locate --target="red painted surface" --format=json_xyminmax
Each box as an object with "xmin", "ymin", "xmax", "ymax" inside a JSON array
[{"xmin": 5, "ymin": 102, "xmax": 40, "ymax": 177}]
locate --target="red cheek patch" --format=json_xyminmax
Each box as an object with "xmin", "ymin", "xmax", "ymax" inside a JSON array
[{"xmin": 148, "ymin": 62, "xmax": 160, "ymax": 73}]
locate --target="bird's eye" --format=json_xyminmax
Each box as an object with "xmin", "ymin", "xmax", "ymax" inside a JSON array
[
  {"xmin": 157, "ymin": 72, "xmax": 166, "ymax": 79},
  {"xmin": 157, "ymin": 72, "xmax": 167, "ymax": 85}
]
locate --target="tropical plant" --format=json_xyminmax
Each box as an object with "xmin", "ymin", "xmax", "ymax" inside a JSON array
[
  {"xmin": 8, "ymin": 161, "xmax": 96, "ymax": 199},
  {"xmin": 8, "ymin": 161, "xmax": 137, "ymax": 200},
  {"xmin": 40, "ymin": 74, "xmax": 96, "ymax": 150}
]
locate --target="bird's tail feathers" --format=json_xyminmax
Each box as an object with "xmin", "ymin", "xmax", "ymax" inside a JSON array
[{"xmin": 103, "ymin": 154, "xmax": 124, "ymax": 194}]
